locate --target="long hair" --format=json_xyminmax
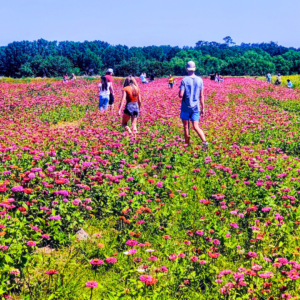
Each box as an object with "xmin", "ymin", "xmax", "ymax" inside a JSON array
[
  {"xmin": 101, "ymin": 76, "xmax": 108, "ymax": 91},
  {"xmin": 123, "ymin": 75, "xmax": 139, "ymax": 97}
]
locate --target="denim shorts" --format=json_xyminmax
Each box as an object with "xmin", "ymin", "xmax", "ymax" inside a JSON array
[
  {"xmin": 124, "ymin": 102, "xmax": 139, "ymax": 117},
  {"xmin": 99, "ymin": 95, "xmax": 109, "ymax": 111},
  {"xmin": 180, "ymin": 111, "xmax": 199, "ymax": 121}
]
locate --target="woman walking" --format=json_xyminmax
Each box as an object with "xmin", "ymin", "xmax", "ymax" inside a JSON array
[
  {"xmin": 99, "ymin": 76, "xmax": 113, "ymax": 112},
  {"xmin": 118, "ymin": 76, "xmax": 141, "ymax": 136}
]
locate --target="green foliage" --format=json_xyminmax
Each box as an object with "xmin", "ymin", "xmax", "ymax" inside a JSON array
[{"xmin": 0, "ymin": 38, "xmax": 300, "ymax": 78}]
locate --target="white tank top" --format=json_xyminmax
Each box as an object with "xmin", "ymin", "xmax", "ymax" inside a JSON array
[{"xmin": 99, "ymin": 82, "xmax": 111, "ymax": 96}]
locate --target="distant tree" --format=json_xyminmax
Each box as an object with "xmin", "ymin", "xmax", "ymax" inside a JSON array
[
  {"xmin": 272, "ymin": 56, "xmax": 293, "ymax": 75},
  {"xmin": 223, "ymin": 36, "xmax": 236, "ymax": 46},
  {"xmin": 40, "ymin": 56, "xmax": 73, "ymax": 77}
]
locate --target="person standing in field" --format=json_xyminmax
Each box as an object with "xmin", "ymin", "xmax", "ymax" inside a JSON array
[
  {"xmin": 275, "ymin": 73, "xmax": 282, "ymax": 86},
  {"xmin": 149, "ymin": 73, "xmax": 156, "ymax": 82},
  {"xmin": 179, "ymin": 61, "xmax": 208, "ymax": 150},
  {"xmin": 99, "ymin": 76, "xmax": 113, "ymax": 112},
  {"xmin": 118, "ymin": 76, "xmax": 142, "ymax": 136},
  {"xmin": 266, "ymin": 73, "xmax": 271, "ymax": 83},
  {"xmin": 140, "ymin": 73, "xmax": 148, "ymax": 84},
  {"xmin": 287, "ymin": 79, "xmax": 293, "ymax": 88},
  {"xmin": 168, "ymin": 75, "xmax": 175, "ymax": 88},
  {"xmin": 105, "ymin": 68, "xmax": 115, "ymax": 110}
]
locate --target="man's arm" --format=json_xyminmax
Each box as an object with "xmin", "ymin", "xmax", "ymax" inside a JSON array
[
  {"xmin": 110, "ymin": 82, "xmax": 114, "ymax": 95},
  {"xmin": 200, "ymin": 89, "xmax": 205, "ymax": 116},
  {"xmin": 179, "ymin": 80, "xmax": 184, "ymax": 98}
]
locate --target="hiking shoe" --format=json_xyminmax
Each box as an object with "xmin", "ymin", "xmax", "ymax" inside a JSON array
[{"xmin": 202, "ymin": 142, "xmax": 209, "ymax": 151}]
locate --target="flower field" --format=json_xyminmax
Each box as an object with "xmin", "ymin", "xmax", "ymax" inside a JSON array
[{"xmin": 1, "ymin": 77, "xmax": 300, "ymax": 299}]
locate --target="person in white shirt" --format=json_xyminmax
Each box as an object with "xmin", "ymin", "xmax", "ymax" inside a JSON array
[
  {"xmin": 99, "ymin": 76, "xmax": 113, "ymax": 112},
  {"xmin": 140, "ymin": 73, "xmax": 148, "ymax": 84}
]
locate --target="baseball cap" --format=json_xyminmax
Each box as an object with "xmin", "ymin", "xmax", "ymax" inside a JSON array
[
  {"xmin": 186, "ymin": 61, "xmax": 196, "ymax": 71},
  {"xmin": 107, "ymin": 68, "xmax": 114, "ymax": 74}
]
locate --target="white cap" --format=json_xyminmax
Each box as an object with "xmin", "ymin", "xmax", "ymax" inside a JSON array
[
  {"xmin": 107, "ymin": 68, "xmax": 114, "ymax": 74},
  {"xmin": 186, "ymin": 61, "xmax": 196, "ymax": 71}
]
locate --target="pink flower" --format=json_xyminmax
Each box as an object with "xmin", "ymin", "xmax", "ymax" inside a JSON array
[
  {"xmin": 196, "ymin": 230, "xmax": 204, "ymax": 235},
  {"xmin": 169, "ymin": 254, "xmax": 177, "ymax": 261},
  {"xmin": 45, "ymin": 270, "xmax": 58, "ymax": 275},
  {"xmin": 89, "ymin": 259, "xmax": 104, "ymax": 265},
  {"xmin": 128, "ymin": 249, "xmax": 137, "ymax": 255},
  {"xmin": 85, "ymin": 281, "xmax": 98, "ymax": 288},
  {"xmin": 106, "ymin": 257, "xmax": 117, "ymax": 264},
  {"xmin": 251, "ymin": 264, "xmax": 262, "ymax": 271},
  {"xmin": 288, "ymin": 269, "xmax": 299, "ymax": 280},
  {"xmin": 148, "ymin": 255, "xmax": 158, "ymax": 261},
  {"xmin": 72, "ymin": 199, "xmax": 81, "ymax": 206},
  {"xmin": 26, "ymin": 241, "xmax": 36, "ymax": 247},
  {"xmin": 190, "ymin": 256, "xmax": 198, "ymax": 262},
  {"xmin": 41, "ymin": 234, "xmax": 50, "ymax": 239},
  {"xmin": 126, "ymin": 239, "xmax": 138, "ymax": 247},
  {"xmin": 259, "ymin": 272, "xmax": 273, "ymax": 279},
  {"xmin": 156, "ymin": 181, "xmax": 163, "ymax": 188},
  {"xmin": 199, "ymin": 260, "xmax": 207, "ymax": 265},
  {"xmin": 160, "ymin": 266, "xmax": 168, "ymax": 273}
]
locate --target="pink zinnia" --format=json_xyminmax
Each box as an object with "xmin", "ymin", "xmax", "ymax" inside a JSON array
[
  {"xmin": 89, "ymin": 259, "xmax": 104, "ymax": 265},
  {"xmin": 26, "ymin": 241, "xmax": 36, "ymax": 247},
  {"xmin": 148, "ymin": 255, "xmax": 158, "ymax": 261},
  {"xmin": 190, "ymin": 256, "xmax": 198, "ymax": 262},
  {"xmin": 85, "ymin": 281, "xmax": 98, "ymax": 288},
  {"xmin": 126, "ymin": 239, "xmax": 138, "ymax": 247},
  {"xmin": 106, "ymin": 257, "xmax": 117, "ymax": 264},
  {"xmin": 44, "ymin": 270, "xmax": 58, "ymax": 275}
]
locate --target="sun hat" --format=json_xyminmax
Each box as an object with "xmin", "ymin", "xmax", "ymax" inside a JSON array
[
  {"xmin": 107, "ymin": 68, "xmax": 114, "ymax": 74},
  {"xmin": 186, "ymin": 61, "xmax": 196, "ymax": 71}
]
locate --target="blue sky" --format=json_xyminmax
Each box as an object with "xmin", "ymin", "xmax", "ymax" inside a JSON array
[{"xmin": 1, "ymin": 0, "xmax": 299, "ymax": 48}]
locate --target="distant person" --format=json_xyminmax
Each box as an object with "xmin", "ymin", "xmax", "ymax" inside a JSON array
[
  {"xmin": 275, "ymin": 73, "xmax": 282, "ymax": 86},
  {"xmin": 99, "ymin": 76, "xmax": 113, "ymax": 112},
  {"xmin": 118, "ymin": 75, "xmax": 142, "ymax": 136},
  {"xmin": 168, "ymin": 74, "xmax": 175, "ymax": 88},
  {"xmin": 215, "ymin": 73, "xmax": 220, "ymax": 83},
  {"xmin": 266, "ymin": 73, "xmax": 271, "ymax": 83},
  {"xmin": 149, "ymin": 73, "xmax": 156, "ymax": 82},
  {"xmin": 178, "ymin": 61, "xmax": 208, "ymax": 150},
  {"xmin": 287, "ymin": 79, "xmax": 293, "ymax": 88},
  {"xmin": 70, "ymin": 73, "xmax": 76, "ymax": 81},
  {"xmin": 63, "ymin": 74, "xmax": 69, "ymax": 83},
  {"xmin": 140, "ymin": 73, "xmax": 148, "ymax": 84},
  {"xmin": 105, "ymin": 68, "xmax": 115, "ymax": 110},
  {"xmin": 209, "ymin": 73, "xmax": 216, "ymax": 81}
]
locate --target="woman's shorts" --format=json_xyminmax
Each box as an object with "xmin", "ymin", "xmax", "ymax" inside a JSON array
[
  {"xmin": 124, "ymin": 102, "xmax": 139, "ymax": 117},
  {"xmin": 168, "ymin": 83, "xmax": 173, "ymax": 88},
  {"xmin": 109, "ymin": 94, "xmax": 114, "ymax": 105}
]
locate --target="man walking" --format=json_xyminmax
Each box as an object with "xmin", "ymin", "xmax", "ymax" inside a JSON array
[
  {"xmin": 178, "ymin": 61, "xmax": 208, "ymax": 150},
  {"xmin": 105, "ymin": 68, "xmax": 115, "ymax": 110}
]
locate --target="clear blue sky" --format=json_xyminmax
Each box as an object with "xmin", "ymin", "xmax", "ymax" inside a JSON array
[{"xmin": 1, "ymin": 0, "xmax": 299, "ymax": 48}]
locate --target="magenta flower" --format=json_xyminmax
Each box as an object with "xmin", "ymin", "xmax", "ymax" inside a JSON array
[{"xmin": 85, "ymin": 281, "xmax": 98, "ymax": 288}]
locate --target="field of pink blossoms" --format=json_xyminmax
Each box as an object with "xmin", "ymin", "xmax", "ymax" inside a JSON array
[{"xmin": 1, "ymin": 77, "xmax": 300, "ymax": 299}]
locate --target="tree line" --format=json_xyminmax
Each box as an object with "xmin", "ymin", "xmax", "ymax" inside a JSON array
[{"xmin": 0, "ymin": 37, "xmax": 300, "ymax": 78}]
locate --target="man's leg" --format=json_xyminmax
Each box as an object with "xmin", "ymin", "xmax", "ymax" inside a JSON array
[
  {"xmin": 182, "ymin": 119, "xmax": 190, "ymax": 145},
  {"xmin": 191, "ymin": 121, "xmax": 206, "ymax": 142}
]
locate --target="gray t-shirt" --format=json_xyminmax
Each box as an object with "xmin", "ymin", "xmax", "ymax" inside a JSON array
[{"xmin": 180, "ymin": 76, "xmax": 203, "ymax": 112}]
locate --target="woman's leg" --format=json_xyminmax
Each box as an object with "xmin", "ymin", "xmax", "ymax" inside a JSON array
[
  {"xmin": 103, "ymin": 97, "xmax": 109, "ymax": 111},
  {"xmin": 122, "ymin": 114, "xmax": 132, "ymax": 134},
  {"xmin": 131, "ymin": 116, "xmax": 138, "ymax": 137},
  {"xmin": 99, "ymin": 96, "xmax": 104, "ymax": 111}
]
